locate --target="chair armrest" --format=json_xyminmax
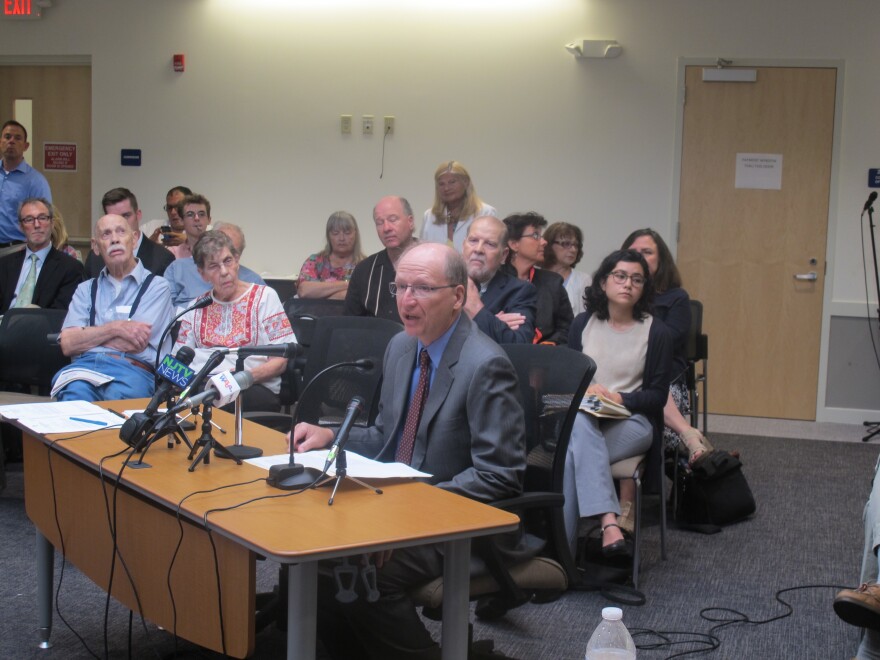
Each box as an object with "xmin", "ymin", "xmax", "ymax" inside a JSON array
[{"xmin": 491, "ymin": 492, "xmax": 564, "ymax": 513}]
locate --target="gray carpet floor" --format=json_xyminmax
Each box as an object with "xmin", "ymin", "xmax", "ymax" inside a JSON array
[{"xmin": 0, "ymin": 432, "xmax": 874, "ymax": 659}]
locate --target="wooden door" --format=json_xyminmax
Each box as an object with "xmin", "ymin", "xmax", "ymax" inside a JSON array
[
  {"xmin": 677, "ymin": 66, "xmax": 836, "ymax": 420},
  {"xmin": 0, "ymin": 65, "xmax": 91, "ymax": 239}
]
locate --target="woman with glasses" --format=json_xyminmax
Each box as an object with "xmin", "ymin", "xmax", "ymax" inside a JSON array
[
  {"xmin": 420, "ymin": 161, "xmax": 497, "ymax": 252},
  {"xmin": 622, "ymin": 228, "xmax": 712, "ymax": 465},
  {"xmin": 502, "ymin": 212, "xmax": 573, "ymax": 345},
  {"xmin": 174, "ymin": 230, "xmax": 295, "ymax": 412},
  {"xmin": 564, "ymin": 249, "xmax": 672, "ymax": 558},
  {"xmin": 543, "ymin": 222, "xmax": 591, "ymax": 316},
  {"xmin": 297, "ymin": 211, "xmax": 364, "ymax": 299}
]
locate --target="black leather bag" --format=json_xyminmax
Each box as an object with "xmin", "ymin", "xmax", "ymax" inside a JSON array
[{"xmin": 668, "ymin": 450, "xmax": 756, "ymax": 533}]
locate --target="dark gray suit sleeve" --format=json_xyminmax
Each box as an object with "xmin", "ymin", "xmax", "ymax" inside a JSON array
[
  {"xmin": 434, "ymin": 353, "xmax": 525, "ymax": 502},
  {"xmin": 474, "ymin": 282, "xmax": 537, "ymax": 344}
]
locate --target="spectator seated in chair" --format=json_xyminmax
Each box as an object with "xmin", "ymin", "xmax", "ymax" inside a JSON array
[{"xmin": 53, "ymin": 214, "xmax": 173, "ymax": 402}]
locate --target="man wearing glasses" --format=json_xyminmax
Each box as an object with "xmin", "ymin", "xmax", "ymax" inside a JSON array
[
  {"xmin": 83, "ymin": 188, "xmax": 175, "ymax": 279},
  {"xmin": 292, "ymin": 242, "xmax": 526, "ymax": 659},
  {"xmin": 344, "ymin": 195, "xmax": 417, "ymax": 322},
  {"xmin": 162, "ymin": 198, "xmax": 264, "ymax": 308},
  {"xmin": 0, "ymin": 197, "xmax": 83, "ymax": 313},
  {"xmin": 0, "ymin": 120, "xmax": 52, "ymax": 248}
]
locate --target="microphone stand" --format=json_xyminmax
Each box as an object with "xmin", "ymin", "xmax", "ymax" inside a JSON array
[
  {"xmin": 187, "ymin": 403, "xmax": 241, "ymax": 471},
  {"xmin": 321, "ymin": 447, "xmax": 383, "ymax": 506},
  {"xmin": 217, "ymin": 353, "xmax": 263, "ymax": 460},
  {"xmin": 864, "ymin": 201, "xmax": 880, "ymax": 442}
]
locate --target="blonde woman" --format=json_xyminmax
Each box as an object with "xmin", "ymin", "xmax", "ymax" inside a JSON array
[{"xmin": 420, "ymin": 160, "xmax": 496, "ymax": 252}]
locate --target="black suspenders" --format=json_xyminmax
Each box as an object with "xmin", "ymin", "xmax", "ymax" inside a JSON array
[{"xmin": 88, "ymin": 273, "xmax": 155, "ymax": 327}]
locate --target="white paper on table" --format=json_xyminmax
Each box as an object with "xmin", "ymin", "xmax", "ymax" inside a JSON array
[
  {"xmin": 246, "ymin": 450, "xmax": 432, "ymax": 480},
  {"xmin": 0, "ymin": 400, "xmax": 124, "ymax": 433}
]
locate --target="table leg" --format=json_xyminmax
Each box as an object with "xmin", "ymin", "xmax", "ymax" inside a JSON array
[
  {"xmin": 286, "ymin": 561, "xmax": 317, "ymax": 660},
  {"xmin": 36, "ymin": 530, "xmax": 54, "ymax": 650},
  {"xmin": 441, "ymin": 538, "xmax": 471, "ymax": 660}
]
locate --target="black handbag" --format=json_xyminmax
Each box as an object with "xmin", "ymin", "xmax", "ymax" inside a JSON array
[{"xmin": 667, "ymin": 449, "xmax": 756, "ymax": 533}]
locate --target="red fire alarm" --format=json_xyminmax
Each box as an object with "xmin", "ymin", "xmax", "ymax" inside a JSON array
[{"xmin": 173, "ymin": 54, "xmax": 185, "ymax": 73}]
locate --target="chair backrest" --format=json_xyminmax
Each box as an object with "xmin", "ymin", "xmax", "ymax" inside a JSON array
[
  {"xmin": 501, "ymin": 344, "xmax": 596, "ymax": 492},
  {"xmin": 282, "ymin": 297, "xmax": 346, "ymax": 349},
  {"xmin": 0, "ymin": 308, "xmax": 69, "ymax": 395},
  {"xmin": 294, "ymin": 316, "xmax": 403, "ymax": 427},
  {"xmin": 686, "ymin": 299, "xmax": 705, "ymax": 361},
  {"xmin": 264, "ymin": 277, "xmax": 298, "ymax": 303}
]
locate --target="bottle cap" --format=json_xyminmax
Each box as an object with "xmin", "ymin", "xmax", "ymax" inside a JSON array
[{"xmin": 602, "ymin": 607, "xmax": 623, "ymax": 621}]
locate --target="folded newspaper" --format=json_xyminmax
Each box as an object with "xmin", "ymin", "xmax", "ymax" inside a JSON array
[{"xmin": 50, "ymin": 368, "xmax": 113, "ymax": 398}]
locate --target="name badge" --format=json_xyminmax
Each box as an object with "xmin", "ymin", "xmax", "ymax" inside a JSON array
[{"xmin": 116, "ymin": 305, "xmax": 132, "ymax": 316}]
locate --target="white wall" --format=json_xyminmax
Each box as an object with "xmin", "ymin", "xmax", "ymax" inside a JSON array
[{"xmin": 2, "ymin": 0, "xmax": 879, "ymax": 417}]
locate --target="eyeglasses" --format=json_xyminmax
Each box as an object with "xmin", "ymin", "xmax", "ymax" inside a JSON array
[
  {"xmin": 553, "ymin": 240, "xmax": 580, "ymax": 250},
  {"xmin": 521, "ymin": 232, "xmax": 543, "ymax": 241},
  {"xmin": 20, "ymin": 214, "xmax": 52, "ymax": 225},
  {"xmin": 184, "ymin": 210, "xmax": 208, "ymax": 220},
  {"xmin": 608, "ymin": 270, "xmax": 646, "ymax": 288},
  {"xmin": 389, "ymin": 282, "xmax": 457, "ymax": 298}
]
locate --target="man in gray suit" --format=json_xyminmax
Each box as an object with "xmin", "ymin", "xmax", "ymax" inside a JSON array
[{"xmin": 292, "ymin": 242, "xmax": 526, "ymax": 658}]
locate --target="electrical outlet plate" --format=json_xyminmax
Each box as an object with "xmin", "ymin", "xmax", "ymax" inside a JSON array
[
  {"xmin": 384, "ymin": 116, "xmax": 395, "ymax": 135},
  {"xmin": 340, "ymin": 114, "xmax": 352, "ymax": 134},
  {"xmin": 362, "ymin": 115, "xmax": 374, "ymax": 135}
]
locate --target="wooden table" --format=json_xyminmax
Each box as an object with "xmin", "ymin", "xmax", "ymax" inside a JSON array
[{"xmin": 20, "ymin": 400, "xmax": 520, "ymax": 659}]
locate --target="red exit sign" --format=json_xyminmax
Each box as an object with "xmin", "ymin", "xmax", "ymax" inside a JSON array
[{"xmin": 2, "ymin": 0, "xmax": 43, "ymax": 19}]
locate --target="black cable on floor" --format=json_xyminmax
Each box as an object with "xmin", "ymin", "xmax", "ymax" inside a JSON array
[{"xmin": 630, "ymin": 583, "xmax": 853, "ymax": 659}]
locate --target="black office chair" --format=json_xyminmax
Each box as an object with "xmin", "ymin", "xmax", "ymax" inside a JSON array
[
  {"xmin": 686, "ymin": 299, "xmax": 708, "ymax": 435},
  {"xmin": 248, "ymin": 316, "xmax": 401, "ymax": 433},
  {"xmin": 0, "ymin": 308, "xmax": 70, "ymax": 398},
  {"xmin": 263, "ymin": 277, "xmax": 298, "ymax": 304},
  {"xmin": 0, "ymin": 308, "xmax": 69, "ymax": 489},
  {"xmin": 411, "ymin": 344, "xmax": 596, "ymax": 620}
]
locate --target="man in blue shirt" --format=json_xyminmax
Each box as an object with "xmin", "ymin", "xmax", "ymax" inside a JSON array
[
  {"xmin": 53, "ymin": 213, "xmax": 173, "ymax": 402},
  {"xmin": 0, "ymin": 120, "xmax": 52, "ymax": 246}
]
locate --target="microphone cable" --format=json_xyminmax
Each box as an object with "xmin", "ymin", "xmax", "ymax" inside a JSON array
[
  {"xmin": 629, "ymin": 583, "xmax": 854, "ymax": 659},
  {"xmin": 860, "ymin": 206, "xmax": 880, "ymax": 373}
]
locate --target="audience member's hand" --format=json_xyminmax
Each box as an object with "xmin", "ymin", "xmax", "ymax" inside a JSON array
[
  {"xmin": 104, "ymin": 320, "xmax": 152, "ymax": 352},
  {"xmin": 587, "ymin": 383, "xmax": 623, "ymax": 405},
  {"xmin": 161, "ymin": 231, "xmax": 186, "ymax": 247},
  {"xmin": 463, "ymin": 279, "xmax": 484, "ymax": 318},
  {"xmin": 287, "ymin": 422, "xmax": 334, "ymax": 453},
  {"xmin": 495, "ymin": 311, "xmax": 526, "ymax": 330}
]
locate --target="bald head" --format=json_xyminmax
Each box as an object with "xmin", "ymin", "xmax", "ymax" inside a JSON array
[{"xmin": 92, "ymin": 214, "xmax": 137, "ymax": 275}]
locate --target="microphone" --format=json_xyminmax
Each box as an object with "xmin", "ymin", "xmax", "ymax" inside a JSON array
[
  {"xmin": 170, "ymin": 370, "xmax": 254, "ymax": 415},
  {"xmin": 323, "ymin": 396, "xmax": 365, "ymax": 472},
  {"xmin": 153, "ymin": 295, "xmax": 213, "ymax": 371},
  {"xmin": 178, "ymin": 348, "xmax": 227, "ymax": 400},
  {"xmin": 230, "ymin": 343, "xmax": 302, "ymax": 358},
  {"xmin": 865, "ymin": 191, "xmax": 878, "ymax": 212},
  {"xmin": 143, "ymin": 346, "xmax": 196, "ymax": 416}
]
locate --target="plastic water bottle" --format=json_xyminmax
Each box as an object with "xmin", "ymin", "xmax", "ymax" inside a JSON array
[{"xmin": 585, "ymin": 607, "xmax": 636, "ymax": 659}]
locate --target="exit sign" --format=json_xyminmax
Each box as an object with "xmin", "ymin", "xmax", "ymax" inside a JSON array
[{"xmin": 2, "ymin": 0, "xmax": 43, "ymax": 19}]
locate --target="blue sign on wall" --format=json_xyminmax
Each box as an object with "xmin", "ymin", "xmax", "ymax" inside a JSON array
[
  {"xmin": 869, "ymin": 169, "xmax": 880, "ymax": 188},
  {"xmin": 121, "ymin": 149, "xmax": 142, "ymax": 167}
]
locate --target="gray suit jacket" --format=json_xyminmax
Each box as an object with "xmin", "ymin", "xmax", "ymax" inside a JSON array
[{"xmin": 346, "ymin": 313, "xmax": 526, "ymax": 503}]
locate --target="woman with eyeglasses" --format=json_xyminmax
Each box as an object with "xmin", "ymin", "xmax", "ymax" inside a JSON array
[
  {"xmin": 564, "ymin": 249, "xmax": 672, "ymax": 559},
  {"xmin": 543, "ymin": 222, "xmax": 591, "ymax": 316},
  {"xmin": 174, "ymin": 230, "xmax": 295, "ymax": 412},
  {"xmin": 622, "ymin": 228, "xmax": 712, "ymax": 465},
  {"xmin": 420, "ymin": 161, "xmax": 497, "ymax": 253},
  {"xmin": 297, "ymin": 211, "xmax": 364, "ymax": 299},
  {"xmin": 502, "ymin": 212, "xmax": 573, "ymax": 345}
]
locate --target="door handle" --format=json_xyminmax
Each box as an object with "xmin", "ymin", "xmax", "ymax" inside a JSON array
[{"xmin": 793, "ymin": 271, "xmax": 818, "ymax": 281}]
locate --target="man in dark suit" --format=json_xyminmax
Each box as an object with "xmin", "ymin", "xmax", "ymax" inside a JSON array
[
  {"xmin": 462, "ymin": 215, "xmax": 537, "ymax": 343},
  {"xmin": 83, "ymin": 188, "xmax": 174, "ymax": 279},
  {"xmin": 292, "ymin": 242, "xmax": 526, "ymax": 659},
  {"xmin": 0, "ymin": 197, "xmax": 83, "ymax": 313}
]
